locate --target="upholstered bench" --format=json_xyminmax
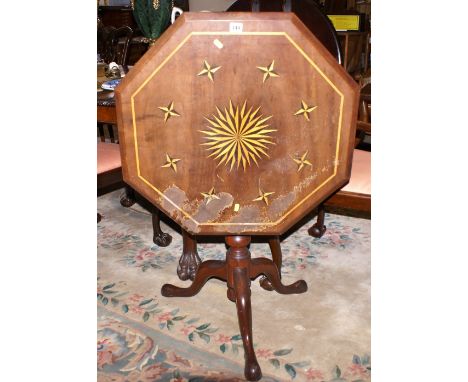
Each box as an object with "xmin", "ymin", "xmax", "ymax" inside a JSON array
[
  {"xmin": 97, "ymin": 142, "xmax": 123, "ymax": 223},
  {"xmin": 308, "ymin": 147, "xmax": 370, "ymax": 237},
  {"xmin": 97, "ymin": 142, "xmax": 121, "ymax": 173},
  {"xmin": 329, "ymin": 148, "xmax": 371, "ymax": 212},
  {"xmin": 97, "ymin": 142, "xmax": 123, "ymax": 194}
]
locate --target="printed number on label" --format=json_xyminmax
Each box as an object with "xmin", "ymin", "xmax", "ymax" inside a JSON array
[{"xmin": 229, "ymin": 22, "xmax": 243, "ymax": 33}]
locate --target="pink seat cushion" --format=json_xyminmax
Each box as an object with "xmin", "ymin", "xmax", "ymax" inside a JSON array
[
  {"xmin": 342, "ymin": 149, "xmax": 371, "ymax": 195},
  {"xmin": 97, "ymin": 142, "xmax": 121, "ymax": 174}
]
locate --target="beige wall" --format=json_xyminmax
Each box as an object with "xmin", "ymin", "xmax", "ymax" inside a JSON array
[{"xmin": 188, "ymin": 0, "xmax": 237, "ymax": 12}]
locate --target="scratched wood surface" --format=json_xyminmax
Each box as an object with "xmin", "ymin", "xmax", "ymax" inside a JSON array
[{"xmin": 116, "ymin": 13, "xmax": 359, "ymax": 235}]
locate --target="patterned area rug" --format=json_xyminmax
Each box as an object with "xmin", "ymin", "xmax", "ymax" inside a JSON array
[{"xmin": 97, "ymin": 190, "xmax": 371, "ymax": 381}]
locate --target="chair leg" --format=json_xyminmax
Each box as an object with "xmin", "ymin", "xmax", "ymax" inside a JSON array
[
  {"xmin": 97, "ymin": 123, "xmax": 106, "ymax": 142},
  {"xmin": 177, "ymin": 230, "xmax": 201, "ymax": 281},
  {"xmin": 108, "ymin": 123, "xmax": 116, "ymax": 143},
  {"xmin": 308, "ymin": 203, "xmax": 327, "ymax": 238},
  {"xmin": 120, "ymin": 186, "xmax": 136, "ymax": 207},
  {"xmin": 152, "ymin": 207, "xmax": 172, "ymax": 247}
]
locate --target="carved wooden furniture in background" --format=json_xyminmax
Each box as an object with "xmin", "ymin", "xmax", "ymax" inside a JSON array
[
  {"xmin": 176, "ymin": 0, "xmax": 190, "ymax": 11},
  {"xmin": 98, "ymin": 2, "xmax": 191, "ymax": 65},
  {"xmin": 337, "ymin": 30, "xmax": 369, "ymax": 76},
  {"xmin": 98, "ymin": 1, "xmax": 190, "ymax": 24},
  {"xmin": 98, "ymin": 5, "xmax": 142, "ymax": 64},
  {"xmin": 97, "ymin": 25, "xmax": 134, "ymax": 66},
  {"xmin": 228, "ymin": 0, "xmax": 343, "ymax": 65},
  {"xmin": 249, "ymin": 1, "xmax": 370, "ymax": 77},
  {"xmin": 98, "ymin": 5, "xmax": 138, "ymax": 30},
  {"xmin": 355, "ymin": 82, "xmax": 370, "ymax": 147},
  {"xmin": 97, "ymin": 90, "xmax": 172, "ymax": 245},
  {"xmin": 97, "ymin": 90, "xmax": 118, "ymax": 143},
  {"xmin": 116, "ymin": 13, "xmax": 358, "ymax": 380}
]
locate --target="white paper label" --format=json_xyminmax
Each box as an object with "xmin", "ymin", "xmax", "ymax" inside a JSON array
[
  {"xmin": 229, "ymin": 22, "xmax": 243, "ymax": 33},
  {"xmin": 213, "ymin": 39, "xmax": 224, "ymax": 49}
]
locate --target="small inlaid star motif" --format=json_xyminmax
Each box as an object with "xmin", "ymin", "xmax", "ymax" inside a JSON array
[
  {"xmin": 158, "ymin": 101, "xmax": 180, "ymax": 122},
  {"xmin": 292, "ymin": 151, "xmax": 313, "ymax": 172},
  {"xmin": 197, "ymin": 60, "xmax": 221, "ymax": 82},
  {"xmin": 253, "ymin": 187, "xmax": 275, "ymax": 206},
  {"xmin": 294, "ymin": 100, "xmax": 317, "ymax": 121},
  {"xmin": 161, "ymin": 153, "xmax": 181, "ymax": 172},
  {"xmin": 257, "ymin": 60, "xmax": 279, "ymax": 83},
  {"xmin": 201, "ymin": 187, "xmax": 220, "ymax": 205}
]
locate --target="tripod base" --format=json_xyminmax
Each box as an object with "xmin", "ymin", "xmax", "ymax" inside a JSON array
[{"xmin": 161, "ymin": 235, "xmax": 307, "ymax": 381}]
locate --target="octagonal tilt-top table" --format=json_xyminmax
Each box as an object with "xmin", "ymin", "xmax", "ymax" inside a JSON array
[{"xmin": 116, "ymin": 12, "xmax": 359, "ymax": 381}]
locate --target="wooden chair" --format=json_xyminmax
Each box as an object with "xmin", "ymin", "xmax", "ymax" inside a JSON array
[
  {"xmin": 97, "ymin": 24, "xmax": 134, "ymax": 203},
  {"xmin": 97, "ymin": 25, "xmax": 133, "ymax": 66},
  {"xmin": 97, "ymin": 78, "xmax": 136, "ymax": 208},
  {"xmin": 97, "ymin": 143, "xmax": 125, "ymax": 195},
  {"xmin": 97, "ymin": 138, "xmax": 127, "ymax": 223},
  {"xmin": 97, "ymin": 119, "xmax": 134, "ymax": 224},
  {"xmin": 97, "ymin": 110, "xmax": 172, "ymax": 246}
]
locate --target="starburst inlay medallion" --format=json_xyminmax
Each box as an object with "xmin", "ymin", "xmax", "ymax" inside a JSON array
[
  {"xmin": 294, "ymin": 100, "xmax": 317, "ymax": 121},
  {"xmin": 201, "ymin": 187, "xmax": 220, "ymax": 205},
  {"xmin": 257, "ymin": 60, "xmax": 279, "ymax": 83},
  {"xmin": 253, "ymin": 187, "xmax": 275, "ymax": 206},
  {"xmin": 200, "ymin": 100, "xmax": 276, "ymax": 171},
  {"xmin": 161, "ymin": 153, "xmax": 181, "ymax": 172},
  {"xmin": 158, "ymin": 101, "xmax": 180, "ymax": 122},
  {"xmin": 292, "ymin": 151, "xmax": 313, "ymax": 172},
  {"xmin": 197, "ymin": 60, "xmax": 221, "ymax": 82}
]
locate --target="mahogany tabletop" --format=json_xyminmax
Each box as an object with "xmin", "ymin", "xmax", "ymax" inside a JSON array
[{"xmin": 115, "ymin": 13, "xmax": 359, "ymax": 236}]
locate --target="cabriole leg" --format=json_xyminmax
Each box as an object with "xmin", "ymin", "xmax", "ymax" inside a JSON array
[
  {"xmin": 152, "ymin": 207, "xmax": 172, "ymax": 247},
  {"xmin": 177, "ymin": 230, "xmax": 201, "ymax": 281},
  {"xmin": 225, "ymin": 236, "xmax": 262, "ymax": 381},
  {"xmin": 308, "ymin": 203, "xmax": 327, "ymax": 238}
]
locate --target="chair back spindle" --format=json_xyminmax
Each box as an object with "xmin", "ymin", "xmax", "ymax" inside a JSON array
[{"xmin": 97, "ymin": 25, "xmax": 133, "ymax": 66}]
